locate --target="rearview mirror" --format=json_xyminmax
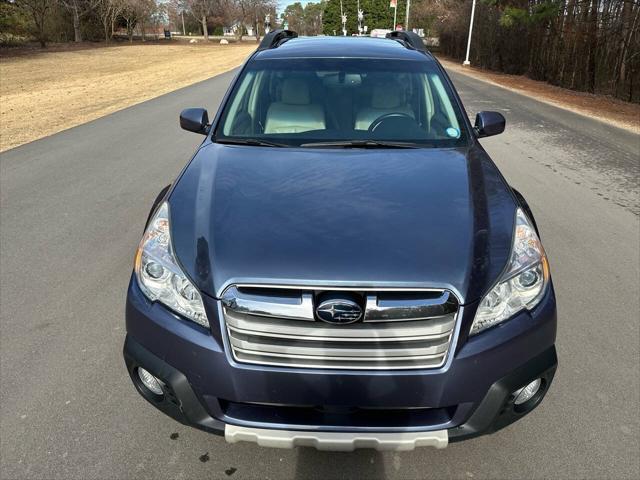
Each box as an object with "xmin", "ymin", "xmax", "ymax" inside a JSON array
[
  {"xmin": 180, "ymin": 108, "xmax": 209, "ymax": 135},
  {"xmin": 474, "ymin": 111, "xmax": 506, "ymax": 138}
]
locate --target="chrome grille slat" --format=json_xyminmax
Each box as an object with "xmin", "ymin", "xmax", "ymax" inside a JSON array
[
  {"xmin": 228, "ymin": 335, "xmax": 451, "ymax": 358},
  {"xmin": 227, "ymin": 324, "xmax": 451, "ymax": 343},
  {"xmin": 221, "ymin": 286, "xmax": 315, "ymax": 321},
  {"xmin": 222, "ymin": 285, "xmax": 459, "ymax": 370},
  {"xmin": 225, "ymin": 311, "xmax": 456, "ymax": 340},
  {"xmin": 232, "ymin": 352, "xmax": 447, "ymax": 370},
  {"xmin": 364, "ymin": 292, "xmax": 457, "ymax": 322},
  {"xmin": 233, "ymin": 346, "xmax": 448, "ymax": 362}
]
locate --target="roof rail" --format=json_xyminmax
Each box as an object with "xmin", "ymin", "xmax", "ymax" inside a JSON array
[
  {"xmin": 385, "ymin": 31, "xmax": 427, "ymax": 53},
  {"xmin": 258, "ymin": 29, "xmax": 298, "ymax": 51}
]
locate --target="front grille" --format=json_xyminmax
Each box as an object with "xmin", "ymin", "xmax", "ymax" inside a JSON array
[{"xmin": 221, "ymin": 286, "xmax": 459, "ymax": 370}]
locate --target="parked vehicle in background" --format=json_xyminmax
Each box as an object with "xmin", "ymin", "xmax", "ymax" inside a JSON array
[
  {"xmin": 123, "ymin": 30, "xmax": 558, "ymax": 451},
  {"xmin": 369, "ymin": 28, "xmax": 392, "ymax": 38}
]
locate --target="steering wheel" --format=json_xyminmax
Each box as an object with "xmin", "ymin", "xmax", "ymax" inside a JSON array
[{"xmin": 368, "ymin": 112, "xmax": 416, "ymax": 133}]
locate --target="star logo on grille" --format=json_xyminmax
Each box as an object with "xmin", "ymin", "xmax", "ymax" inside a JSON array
[{"xmin": 316, "ymin": 299, "xmax": 362, "ymax": 325}]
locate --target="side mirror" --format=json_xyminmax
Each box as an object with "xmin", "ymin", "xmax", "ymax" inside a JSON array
[
  {"xmin": 474, "ymin": 111, "xmax": 505, "ymax": 138},
  {"xmin": 180, "ymin": 108, "xmax": 209, "ymax": 135}
]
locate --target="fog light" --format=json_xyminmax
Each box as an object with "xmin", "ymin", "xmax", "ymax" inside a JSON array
[
  {"xmin": 514, "ymin": 378, "xmax": 542, "ymax": 405},
  {"xmin": 137, "ymin": 367, "xmax": 163, "ymax": 396}
]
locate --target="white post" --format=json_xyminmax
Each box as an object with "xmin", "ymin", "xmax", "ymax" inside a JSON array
[
  {"xmin": 393, "ymin": 5, "xmax": 397, "ymax": 30},
  {"xmin": 181, "ymin": 11, "xmax": 186, "ymax": 36},
  {"xmin": 463, "ymin": 0, "xmax": 477, "ymax": 66},
  {"xmin": 405, "ymin": 0, "xmax": 411, "ymax": 31}
]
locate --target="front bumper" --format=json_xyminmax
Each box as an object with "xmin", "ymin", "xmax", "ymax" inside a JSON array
[{"xmin": 123, "ymin": 276, "xmax": 557, "ymax": 448}]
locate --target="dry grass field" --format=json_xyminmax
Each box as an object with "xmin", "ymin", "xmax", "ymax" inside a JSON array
[
  {"xmin": 0, "ymin": 42, "xmax": 257, "ymax": 152},
  {"xmin": 1, "ymin": 43, "xmax": 636, "ymax": 152}
]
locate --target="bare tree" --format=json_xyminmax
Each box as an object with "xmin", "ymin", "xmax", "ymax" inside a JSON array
[
  {"xmin": 136, "ymin": 0, "xmax": 157, "ymax": 41},
  {"xmin": 16, "ymin": 0, "xmax": 54, "ymax": 47},
  {"xmin": 250, "ymin": 0, "xmax": 276, "ymax": 41},
  {"xmin": 167, "ymin": 0, "xmax": 189, "ymax": 35},
  {"xmin": 59, "ymin": 0, "xmax": 98, "ymax": 42},
  {"xmin": 149, "ymin": 0, "xmax": 165, "ymax": 40},
  {"xmin": 186, "ymin": 0, "xmax": 215, "ymax": 40},
  {"xmin": 215, "ymin": 0, "xmax": 242, "ymax": 39},
  {"xmin": 428, "ymin": 0, "xmax": 640, "ymax": 102},
  {"xmin": 236, "ymin": 0, "xmax": 275, "ymax": 41},
  {"xmin": 96, "ymin": 0, "xmax": 125, "ymax": 42},
  {"xmin": 121, "ymin": 0, "xmax": 139, "ymax": 42}
]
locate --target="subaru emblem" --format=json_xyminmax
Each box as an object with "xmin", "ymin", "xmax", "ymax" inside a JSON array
[{"xmin": 316, "ymin": 299, "xmax": 363, "ymax": 325}]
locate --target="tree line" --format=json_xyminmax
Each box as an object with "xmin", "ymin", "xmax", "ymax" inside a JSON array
[
  {"xmin": 2, "ymin": 0, "xmax": 637, "ymax": 102},
  {"xmin": 176, "ymin": 0, "xmax": 276, "ymax": 41},
  {"xmin": 281, "ymin": 1, "xmax": 325, "ymax": 36},
  {"xmin": 431, "ymin": 0, "xmax": 640, "ymax": 103},
  {"xmin": 0, "ymin": 0, "xmax": 276, "ymax": 47},
  {"xmin": 293, "ymin": 0, "xmax": 639, "ymax": 102},
  {"xmin": 321, "ymin": 0, "xmax": 412, "ymax": 35},
  {"xmin": 1, "ymin": 0, "xmax": 165, "ymax": 46}
]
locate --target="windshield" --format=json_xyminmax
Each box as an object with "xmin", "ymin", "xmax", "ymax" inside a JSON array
[{"xmin": 214, "ymin": 58, "xmax": 470, "ymax": 148}]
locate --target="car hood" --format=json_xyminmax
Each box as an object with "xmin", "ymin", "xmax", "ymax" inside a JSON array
[{"xmin": 169, "ymin": 143, "xmax": 516, "ymax": 303}]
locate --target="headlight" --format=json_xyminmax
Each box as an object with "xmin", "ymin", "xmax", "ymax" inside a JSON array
[
  {"xmin": 134, "ymin": 202, "xmax": 208, "ymax": 327},
  {"xmin": 470, "ymin": 208, "xmax": 549, "ymax": 335}
]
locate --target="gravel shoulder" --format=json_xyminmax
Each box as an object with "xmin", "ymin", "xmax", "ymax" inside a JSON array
[
  {"xmin": 438, "ymin": 57, "xmax": 640, "ymax": 134},
  {"xmin": 0, "ymin": 42, "xmax": 256, "ymax": 152}
]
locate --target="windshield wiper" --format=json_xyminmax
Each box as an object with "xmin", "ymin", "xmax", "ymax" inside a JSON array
[
  {"xmin": 300, "ymin": 140, "xmax": 423, "ymax": 149},
  {"xmin": 216, "ymin": 138, "xmax": 288, "ymax": 148}
]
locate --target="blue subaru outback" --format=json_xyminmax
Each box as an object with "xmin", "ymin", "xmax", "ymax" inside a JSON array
[{"xmin": 123, "ymin": 30, "xmax": 557, "ymax": 451}]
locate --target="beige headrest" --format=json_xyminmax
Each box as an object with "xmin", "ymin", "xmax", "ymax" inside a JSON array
[
  {"xmin": 371, "ymin": 84, "xmax": 402, "ymax": 109},
  {"xmin": 281, "ymin": 78, "xmax": 311, "ymax": 105}
]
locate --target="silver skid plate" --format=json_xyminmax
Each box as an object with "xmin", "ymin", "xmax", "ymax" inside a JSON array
[{"xmin": 225, "ymin": 425, "xmax": 448, "ymax": 451}]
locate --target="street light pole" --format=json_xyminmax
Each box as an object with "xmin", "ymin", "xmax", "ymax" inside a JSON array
[
  {"xmin": 405, "ymin": 0, "xmax": 411, "ymax": 31},
  {"xmin": 463, "ymin": 0, "xmax": 477, "ymax": 66},
  {"xmin": 393, "ymin": 2, "xmax": 397, "ymax": 30}
]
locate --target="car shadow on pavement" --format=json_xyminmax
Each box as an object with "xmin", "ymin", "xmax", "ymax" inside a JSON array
[{"xmin": 294, "ymin": 448, "xmax": 386, "ymax": 479}]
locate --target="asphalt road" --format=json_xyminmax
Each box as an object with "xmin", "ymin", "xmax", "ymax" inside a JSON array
[{"xmin": 1, "ymin": 66, "xmax": 639, "ymax": 480}]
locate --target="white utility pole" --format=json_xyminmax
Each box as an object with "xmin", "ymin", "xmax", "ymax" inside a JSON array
[
  {"xmin": 405, "ymin": 0, "xmax": 411, "ymax": 31},
  {"xmin": 181, "ymin": 10, "xmax": 186, "ymax": 36},
  {"xmin": 463, "ymin": 0, "xmax": 477, "ymax": 66},
  {"xmin": 393, "ymin": 1, "xmax": 397, "ymax": 30}
]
